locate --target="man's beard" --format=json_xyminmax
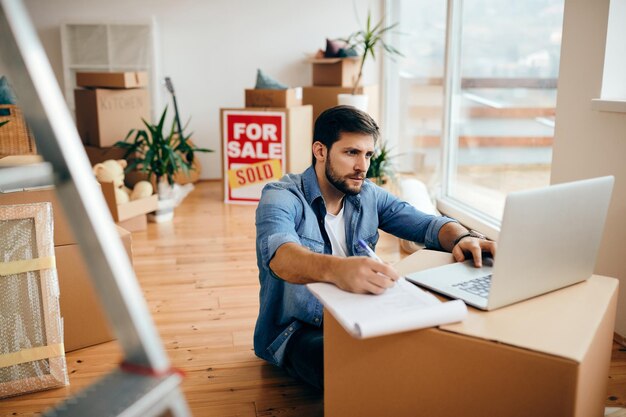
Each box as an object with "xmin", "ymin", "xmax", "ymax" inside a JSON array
[{"xmin": 324, "ymin": 157, "xmax": 364, "ymax": 196}]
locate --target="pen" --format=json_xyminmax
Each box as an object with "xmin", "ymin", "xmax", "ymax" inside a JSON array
[
  {"xmin": 358, "ymin": 239, "xmax": 397, "ymax": 287},
  {"xmin": 358, "ymin": 239, "xmax": 384, "ymax": 263}
]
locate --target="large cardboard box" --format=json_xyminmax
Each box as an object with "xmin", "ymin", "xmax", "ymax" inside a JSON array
[
  {"xmin": 55, "ymin": 226, "xmax": 132, "ymax": 352},
  {"xmin": 0, "ymin": 187, "xmax": 76, "ymax": 246},
  {"xmin": 220, "ymin": 105, "xmax": 313, "ymax": 203},
  {"xmin": 98, "ymin": 180, "xmax": 158, "ymax": 222},
  {"xmin": 302, "ymin": 85, "xmax": 379, "ymax": 124},
  {"xmin": 74, "ymin": 87, "xmax": 151, "ymax": 147},
  {"xmin": 245, "ymin": 88, "xmax": 303, "ymax": 108},
  {"xmin": 324, "ymin": 250, "xmax": 619, "ymax": 417},
  {"xmin": 76, "ymin": 71, "xmax": 149, "ymax": 89},
  {"xmin": 116, "ymin": 214, "xmax": 147, "ymax": 232},
  {"xmin": 311, "ymin": 57, "xmax": 360, "ymax": 87}
]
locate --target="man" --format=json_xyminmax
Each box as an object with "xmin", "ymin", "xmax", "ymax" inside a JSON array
[{"xmin": 254, "ymin": 105, "xmax": 496, "ymax": 390}]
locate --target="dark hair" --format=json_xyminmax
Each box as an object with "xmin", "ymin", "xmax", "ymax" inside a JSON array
[{"xmin": 313, "ymin": 105, "xmax": 379, "ymax": 158}]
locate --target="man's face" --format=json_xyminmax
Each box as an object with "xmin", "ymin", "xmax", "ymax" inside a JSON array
[{"xmin": 324, "ymin": 132, "xmax": 375, "ymax": 196}]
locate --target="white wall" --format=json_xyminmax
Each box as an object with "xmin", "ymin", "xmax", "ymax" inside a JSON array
[
  {"xmin": 24, "ymin": 0, "xmax": 382, "ymax": 179},
  {"xmin": 552, "ymin": 0, "xmax": 626, "ymax": 338}
]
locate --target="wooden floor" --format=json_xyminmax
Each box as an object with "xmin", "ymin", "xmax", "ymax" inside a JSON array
[{"xmin": 1, "ymin": 180, "xmax": 625, "ymax": 416}]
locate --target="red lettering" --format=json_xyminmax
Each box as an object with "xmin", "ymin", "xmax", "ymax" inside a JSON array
[
  {"xmin": 235, "ymin": 170, "xmax": 246, "ymax": 185},
  {"xmin": 245, "ymin": 167, "xmax": 256, "ymax": 183}
]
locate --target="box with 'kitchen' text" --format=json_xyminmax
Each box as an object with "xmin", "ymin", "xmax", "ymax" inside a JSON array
[
  {"xmin": 220, "ymin": 106, "xmax": 312, "ymax": 204},
  {"xmin": 75, "ymin": 87, "xmax": 151, "ymax": 148}
]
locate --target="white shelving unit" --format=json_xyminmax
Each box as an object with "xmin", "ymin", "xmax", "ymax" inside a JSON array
[{"xmin": 60, "ymin": 21, "xmax": 159, "ymax": 118}]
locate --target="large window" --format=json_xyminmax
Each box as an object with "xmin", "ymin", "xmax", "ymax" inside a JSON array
[{"xmin": 385, "ymin": 0, "xmax": 564, "ymax": 234}]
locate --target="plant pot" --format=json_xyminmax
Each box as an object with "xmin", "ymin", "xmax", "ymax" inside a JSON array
[
  {"xmin": 337, "ymin": 93, "xmax": 369, "ymax": 112},
  {"xmin": 148, "ymin": 180, "xmax": 176, "ymax": 223}
]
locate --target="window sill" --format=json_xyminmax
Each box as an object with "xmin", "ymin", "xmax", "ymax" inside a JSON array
[
  {"xmin": 436, "ymin": 197, "xmax": 501, "ymax": 241},
  {"xmin": 590, "ymin": 98, "xmax": 626, "ymax": 113}
]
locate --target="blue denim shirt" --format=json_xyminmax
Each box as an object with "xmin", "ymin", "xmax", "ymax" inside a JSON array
[{"xmin": 253, "ymin": 166, "xmax": 456, "ymax": 367}]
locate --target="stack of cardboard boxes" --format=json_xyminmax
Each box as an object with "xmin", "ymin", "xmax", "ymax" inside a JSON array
[
  {"xmin": 74, "ymin": 72, "xmax": 157, "ymax": 231},
  {"xmin": 0, "ymin": 186, "xmax": 129, "ymax": 351},
  {"xmin": 303, "ymin": 58, "xmax": 379, "ymax": 123}
]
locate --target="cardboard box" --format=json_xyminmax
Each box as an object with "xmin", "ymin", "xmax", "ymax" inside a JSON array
[
  {"xmin": 115, "ymin": 225, "xmax": 133, "ymax": 259},
  {"xmin": 116, "ymin": 214, "xmax": 147, "ymax": 232},
  {"xmin": 55, "ymin": 226, "xmax": 132, "ymax": 352},
  {"xmin": 245, "ymin": 88, "xmax": 303, "ymax": 108},
  {"xmin": 74, "ymin": 88, "xmax": 151, "ymax": 147},
  {"xmin": 311, "ymin": 57, "xmax": 360, "ymax": 87},
  {"xmin": 324, "ymin": 250, "xmax": 619, "ymax": 417},
  {"xmin": 76, "ymin": 71, "xmax": 149, "ymax": 89},
  {"xmin": 0, "ymin": 155, "xmax": 43, "ymax": 166},
  {"xmin": 99, "ymin": 180, "xmax": 158, "ymax": 222},
  {"xmin": 220, "ymin": 106, "xmax": 313, "ymax": 203},
  {"xmin": 0, "ymin": 187, "xmax": 76, "ymax": 246},
  {"xmin": 302, "ymin": 85, "xmax": 379, "ymax": 124}
]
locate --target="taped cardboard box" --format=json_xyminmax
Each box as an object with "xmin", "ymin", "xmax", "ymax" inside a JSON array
[
  {"xmin": 302, "ymin": 85, "xmax": 379, "ymax": 124},
  {"xmin": 74, "ymin": 87, "xmax": 151, "ymax": 147},
  {"xmin": 76, "ymin": 71, "xmax": 148, "ymax": 89},
  {"xmin": 324, "ymin": 250, "xmax": 618, "ymax": 417},
  {"xmin": 0, "ymin": 187, "xmax": 76, "ymax": 246},
  {"xmin": 245, "ymin": 88, "xmax": 303, "ymax": 108},
  {"xmin": 55, "ymin": 226, "xmax": 132, "ymax": 352},
  {"xmin": 311, "ymin": 57, "xmax": 360, "ymax": 87}
]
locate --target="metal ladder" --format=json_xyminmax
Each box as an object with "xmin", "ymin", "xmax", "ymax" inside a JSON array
[{"xmin": 0, "ymin": 1, "xmax": 190, "ymax": 416}]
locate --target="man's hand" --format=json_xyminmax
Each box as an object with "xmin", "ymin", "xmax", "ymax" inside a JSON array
[
  {"xmin": 452, "ymin": 237, "xmax": 497, "ymax": 268},
  {"xmin": 327, "ymin": 256, "xmax": 400, "ymax": 295}
]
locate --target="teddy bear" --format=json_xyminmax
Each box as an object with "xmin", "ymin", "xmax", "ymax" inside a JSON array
[{"xmin": 93, "ymin": 159, "xmax": 153, "ymax": 204}]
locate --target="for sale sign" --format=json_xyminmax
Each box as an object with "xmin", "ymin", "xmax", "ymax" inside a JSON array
[{"xmin": 222, "ymin": 110, "xmax": 286, "ymax": 203}]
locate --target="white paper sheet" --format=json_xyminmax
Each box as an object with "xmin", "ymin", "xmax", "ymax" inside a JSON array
[{"xmin": 307, "ymin": 278, "xmax": 467, "ymax": 339}]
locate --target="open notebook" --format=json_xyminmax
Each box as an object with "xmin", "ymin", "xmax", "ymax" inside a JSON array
[{"xmin": 307, "ymin": 278, "xmax": 467, "ymax": 339}]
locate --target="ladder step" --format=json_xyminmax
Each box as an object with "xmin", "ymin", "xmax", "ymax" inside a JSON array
[
  {"xmin": 43, "ymin": 369, "xmax": 184, "ymax": 417},
  {"xmin": 0, "ymin": 162, "xmax": 54, "ymax": 190}
]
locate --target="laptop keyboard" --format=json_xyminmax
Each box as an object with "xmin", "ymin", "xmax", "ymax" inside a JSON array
[{"xmin": 452, "ymin": 274, "xmax": 493, "ymax": 299}]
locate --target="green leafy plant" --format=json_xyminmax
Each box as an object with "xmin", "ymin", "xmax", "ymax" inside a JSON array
[
  {"xmin": 344, "ymin": 10, "xmax": 402, "ymax": 94},
  {"xmin": 115, "ymin": 106, "xmax": 212, "ymax": 186},
  {"xmin": 0, "ymin": 120, "xmax": 8, "ymax": 128},
  {"xmin": 367, "ymin": 141, "xmax": 396, "ymax": 186}
]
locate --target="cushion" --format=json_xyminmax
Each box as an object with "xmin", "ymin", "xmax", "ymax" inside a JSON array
[
  {"xmin": 324, "ymin": 38, "xmax": 359, "ymax": 58},
  {"xmin": 0, "ymin": 76, "xmax": 17, "ymax": 105},
  {"xmin": 255, "ymin": 69, "xmax": 287, "ymax": 90}
]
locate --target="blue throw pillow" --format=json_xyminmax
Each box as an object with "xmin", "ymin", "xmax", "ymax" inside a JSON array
[
  {"xmin": 0, "ymin": 76, "xmax": 17, "ymax": 105},
  {"xmin": 255, "ymin": 69, "xmax": 288, "ymax": 90}
]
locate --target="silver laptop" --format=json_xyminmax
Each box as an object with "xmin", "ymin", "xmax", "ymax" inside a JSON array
[{"xmin": 406, "ymin": 176, "xmax": 614, "ymax": 310}]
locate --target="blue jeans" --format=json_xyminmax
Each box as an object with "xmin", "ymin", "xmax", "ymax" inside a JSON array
[{"xmin": 283, "ymin": 324, "xmax": 324, "ymax": 390}]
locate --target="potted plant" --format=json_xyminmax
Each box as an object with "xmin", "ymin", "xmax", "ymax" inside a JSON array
[
  {"xmin": 115, "ymin": 106, "xmax": 212, "ymax": 221},
  {"xmin": 337, "ymin": 10, "xmax": 402, "ymax": 111}
]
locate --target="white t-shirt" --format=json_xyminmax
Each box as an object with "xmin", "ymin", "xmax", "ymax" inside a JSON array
[{"xmin": 324, "ymin": 204, "xmax": 348, "ymax": 257}]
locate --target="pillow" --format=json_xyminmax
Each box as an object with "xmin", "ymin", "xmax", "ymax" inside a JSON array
[
  {"xmin": 324, "ymin": 38, "xmax": 348, "ymax": 58},
  {"xmin": 0, "ymin": 76, "xmax": 17, "ymax": 105},
  {"xmin": 255, "ymin": 69, "xmax": 288, "ymax": 90},
  {"xmin": 338, "ymin": 47, "xmax": 358, "ymax": 58}
]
